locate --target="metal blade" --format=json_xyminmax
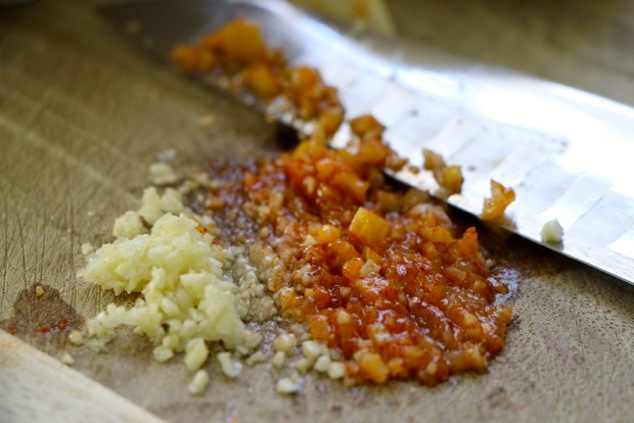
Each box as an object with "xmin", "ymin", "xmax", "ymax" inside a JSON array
[{"xmin": 99, "ymin": 0, "xmax": 634, "ymax": 285}]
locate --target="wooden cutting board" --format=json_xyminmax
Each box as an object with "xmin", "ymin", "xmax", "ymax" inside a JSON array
[{"xmin": 2, "ymin": 0, "xmax": 634, "ymax": 422}]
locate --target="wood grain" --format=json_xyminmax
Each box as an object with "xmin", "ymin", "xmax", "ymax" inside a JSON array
[{"xmin": 1, "ymin": 0, "xmax": 634, "ymax": 422}]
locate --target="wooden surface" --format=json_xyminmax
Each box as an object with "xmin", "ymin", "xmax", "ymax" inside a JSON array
[
  {"xmin": 1, "ymin": 0, "xmax": 634, "ymax": 422},
  {"xmin": 0, "ymin": 331, "xmax": 166, "ymax": 423}
]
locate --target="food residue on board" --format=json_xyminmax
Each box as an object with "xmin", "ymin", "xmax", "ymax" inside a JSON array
[
  {"xmin": 77, "ymin": 18, "xmax": 516, "ymax": 395},
  {"xmin": 0, "ymin": 284, "xmax": 85, "ymax": 347},
  {"xmin": 61, "ymin": 351, "xmax": 75, "ymax": 366}
]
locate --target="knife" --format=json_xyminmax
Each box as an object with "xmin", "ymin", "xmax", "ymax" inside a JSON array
[{"xmin": 99, "ymin": 0, "xmax": 634, "ymax": 285}]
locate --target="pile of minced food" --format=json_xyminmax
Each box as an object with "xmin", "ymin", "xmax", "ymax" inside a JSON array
[
  {"xmin": 77, "ymin": 18, "xmax": 516, "ymax": 395},
  {"xmin": 78, "ymin": 187, "xmax": 265, "ymax": 394}
]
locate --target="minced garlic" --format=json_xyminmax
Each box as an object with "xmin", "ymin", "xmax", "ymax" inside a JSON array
[
  {"xmin": 245, "ymin": 350, "xmax": 267, "ymax": 366},
  {"xmin": 61, "ymin": 352, "xmax": 75, "ymax": 365},
  {"xmin": 313, "ymin": 355, "xmax": 331, "ymax": 372},
  {"xmin": 138, "ymin": 187, "xmax": 184, "ymax": 226},
  {"xmin": 327, "ymin": 362, "xmax": 346, "ymax": 379},
  {"xmin": 185, "ymin": 338, "xmax": 209, "ymax": 372},
  {"xmin": 79, "ymin": 188, "xmax": 261, "ymax": 390},
  {"xmin": 301, "ymin": 341, "xmax": 323, "ymax": 361},
  {"xmin": 188, "ymin": 370, "xmax": 210, "ymax": 396},
  {"xmin": 273, "ymin": 351, "xmax": 286, "ymax": 368},
  {"xmin": 68, "ymin": 330, "xmax": 84, "ymax": 346},
  {"xmin": 149, "ymin": 162, "xmax": 178, "ymax": 185},
  {"xmin": 276, "ymin": 376, "xmax": 300, "ymax": 394},
  {"xmin": 217, "ymin": 352, "xmax": 243, "ymax": 378},
  {"xmin": 541, "ymin": 219, "xmax": 564, "ymax": 243},
  {"xmin": 80, "ymin": 211, "xmax": 260, "ymax": 355},
  {"xmin": 80, "ymin": 242, "xmax": 95, "ymax": 256},
  {"xmin": 112, "ymin": 211, "xmax": 147, "ymax": 239},
  {"xmin": 273, "ymin": 333, "xmax": 297, "ymax": 353}
]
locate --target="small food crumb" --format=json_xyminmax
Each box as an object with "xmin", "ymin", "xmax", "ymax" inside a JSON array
[
  {"xmin": 35, "ymin": 286, "xmax": 44, "ymax": 297},
  {"xmin": 246, "ymin": 351, "xmax": 267, "ymax": 366},
  {"xmin": 157, "ymin": 148, "xmax": 177, "ymax": 163},
  {"xmin": 541, "ymin": 219, "xmax": 564, "ymax": 243},
  {"xmin": 481, "ymin": 179, "xmax": 516, "ymax": 221},
  {"xmin": 294, "ymin": 357, "xmax": 313, "ymax": 373},
  {"xmin": 68, "ymin": 330, "xmax": 84, "ymax": 346},
  {"xmin": 313, "ymin": 355, "xmax": 331, "ymax": 372},
  {"xmin": 185, "ymin": 338, "xmax": 209, "ymax": 372},
  {"xmin": 188, "ymin": 370, "xmax": 210, "ymax": 396},
  {"xmin": 273, "ymin": 333, "xmax": 297, "ymax": 353},
  {"xmin": 276, "ymin": 376, "xmax": 300, "ymax": 394},
  {"xmin": 149, "ymin": 162, "xmax": 179, "ymax": 185},
  {"xmin": 217, "ymin": 352, "xmax": 243, "ymax": 378},
  {"xmin": 80, "ymin": 243, "xmax": 95, "ymax": 256},
  {"xmin": 327, "ymin": 362, "xmax": 346, "ymax": 380},
  {"xmin": 61, "ymin": 352, "xmax": 75, "ymax": 365},
  {"xmin": 273, "ymin": 351, "xmax": 286, "ymax": 368},
  {"xmin": 301, "ymin": 340, "xmax": 323, "ymax": 361},
  {"xmin": 153, "ymin": 345, "xmax": 175, "ymax": 363},
  {"xmin": 422, "ymin": 148, "xmax": 464, "ymax": 196}
]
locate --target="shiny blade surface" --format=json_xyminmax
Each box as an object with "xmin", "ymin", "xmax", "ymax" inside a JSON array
[{"xmin": 100, "ymin": 0, "xmax": 634, "ymax": 285}]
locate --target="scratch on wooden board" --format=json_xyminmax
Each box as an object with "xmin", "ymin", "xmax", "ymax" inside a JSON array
[
  {"xmin": 570, "ymin": 298, "xmax": 590, "ymax": 384},
  {"xmin": 0, "ymin": 196, "xmax": 27, "ymax": 316},
  {"xmin": 1, "ymin": 181, "xmax": 7, "ymax": 314},
  {"xmin": 15, "ymin": 204, "xmax": 29, "ymax": 293},
  {"xmin": 67, "ymin": 183, "xmax": 77, "ymax": 311},
  {"xmin": 36, "ymin": 218, "xmax": 46, "ymax": 289},
  {"xmin": 0, "ymin": 115, "xmax": 138, "ymax": 204}
]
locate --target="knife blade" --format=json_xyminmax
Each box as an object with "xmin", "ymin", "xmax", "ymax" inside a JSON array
[{"xmin": 99, "ymin": 0, "xmax": 634, "ymax": 285}]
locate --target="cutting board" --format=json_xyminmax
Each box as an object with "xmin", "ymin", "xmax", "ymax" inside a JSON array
[{"xmin": 2, "ymin": 0, "xmax": 634, "ymax": 422}]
